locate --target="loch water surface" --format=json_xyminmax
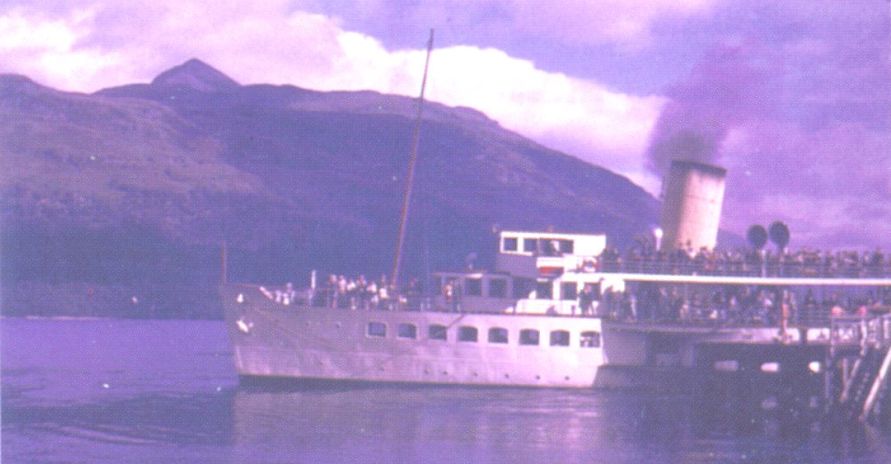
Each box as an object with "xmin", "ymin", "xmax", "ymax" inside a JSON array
[{"xmin": 3, "ymin": 318, "xmax": 889, "ymax": 463}]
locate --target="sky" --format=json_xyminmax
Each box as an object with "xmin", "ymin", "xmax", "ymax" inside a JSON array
[{"xmin": 2, "ymin": 0, "xmax": 889, "ymax": 249}]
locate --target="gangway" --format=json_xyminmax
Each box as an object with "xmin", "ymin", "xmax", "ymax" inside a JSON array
[{"xmin": 831, "ymin": 314, "xmax": 891, "ymax": 423}]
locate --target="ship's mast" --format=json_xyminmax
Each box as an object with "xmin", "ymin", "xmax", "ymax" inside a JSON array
[{"xmin": 391, "ymin": 29, "xmax": 434, "ymax": 293}]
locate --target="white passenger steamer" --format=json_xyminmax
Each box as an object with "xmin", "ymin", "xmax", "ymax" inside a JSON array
[
  {"xmin": 220, "ymin": 226, "xmax": 891, "ymax": 389},
  {"xmin": 220, "ymin": 33, "xmax": 891, "ymax": 390},
  {"xmin": 223, "ymin": 232, "xmax": 616, "ymax": 388}
]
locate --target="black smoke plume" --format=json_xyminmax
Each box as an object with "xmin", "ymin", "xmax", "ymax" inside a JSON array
[{"xmin": 646, "ymin": 44, "xmax": 771, "ymax": 176}]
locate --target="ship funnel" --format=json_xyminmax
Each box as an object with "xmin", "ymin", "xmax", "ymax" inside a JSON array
[{"xmin": 659, "ymin": 160, "xmax": 726, "ymax": 252}]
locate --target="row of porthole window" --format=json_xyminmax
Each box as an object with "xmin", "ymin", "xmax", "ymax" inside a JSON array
[{"xmin": 366, "ymin": 322, "xmax": 601, "ymax": 348}]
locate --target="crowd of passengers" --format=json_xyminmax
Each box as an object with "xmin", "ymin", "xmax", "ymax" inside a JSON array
[
  {"xmin": 597, "ymin": 284, "xmax": 891, "ymax": 325},
  {"xmin": 596, "ymin": 244, "xmax": 890, "ymax": 278},
  {"xmin": 260, "ymin": 274, "xmax": 423, "ymax": 309}
]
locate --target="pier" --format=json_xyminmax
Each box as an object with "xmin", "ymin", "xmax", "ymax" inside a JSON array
[{"xmin": 694, "ymin": 314, "xmax": 891, "ymax": 426}]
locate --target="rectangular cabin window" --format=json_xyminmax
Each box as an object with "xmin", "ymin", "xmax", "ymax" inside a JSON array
[
  {"xmin": 397, "ymin": 323, "xmax": 418, "ymax": 339},
  {"xmin": 433, "ymin": 277, "xmax": 443, "ymax": 295},
  {"xmin": 489, "ymin": 279, "xmax": 507, "ymax": 298},
  {"xmin": 550, "ymin": 330, "xmax": 570, "ymax": 346},
  {"xmin": 523, "ymin": 238, "xmax": 538, "ymax": 253},
  {"xmin": 535, "ymin": 281, "xmax": 553, "ymax": 300},
  {"xmin": 458, "ymin": 326, "xmax": 478, "ymax": 342},
  {"xmin": 513, "ymin": 278, "xmax": 534, "ymax": 299},
  {"xmin": 465, "ymin": 278, "xmax": 482, "ymax": 296},
  {"xmin": 559, "ymin": 240, "xmax": 574, "ymax": 254},
  {"xmin": 488, "ymin": 327, "xmax": 509, "ymax": 344},
  {"xmin": 503, "ymin": 237, "xmax": 518, "ymax": 252},
  {"xmin": 580, "ymin": 331, "xmax": 601, "ymax": 348},
  {"xmin": 367, "ymin": 322, "xmax": 387, "ymax": 338},
  {"xmin": 561, "ymin": 282, "xmax": 578, "ymax": 300},
  {"xmin": 428, "ymin": 324, "xmax": 448, "ymax": 341},
  {"xmin": 519, "ymin": 329, "xmax": 540, "ymax": 346},
  {"xmin": 543, "ymin": 239, "xmax": 560, "ymax": 256}
]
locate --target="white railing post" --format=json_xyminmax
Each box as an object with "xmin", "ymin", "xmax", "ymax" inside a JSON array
[{"xmin": 861, "ymin": 344, "xmax": 891, "ymax": 422}]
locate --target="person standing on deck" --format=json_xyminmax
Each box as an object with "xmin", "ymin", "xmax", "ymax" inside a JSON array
[
  {"xmin": 442, "ymin": 280, "xmax": 454, "ymax": 312},
  {"xmin": 326, "ymin": 274, "xmax": 338, "ymax": 308},
  {"xmin": 779, "ymin": 290, "xmax": 791, "ymax": 341},
  {"xmin": 579, "ymin": 284, "xmax": 594, "ymax": 316},
  {"xmin": 378, "ymin": 275, "xmax": 390, "ymax": 310},
  {"xmin": 366, "ymin": 280, "xmax": 378, "ymax": 309},
  {"xmin": 337, "ymin": 275, "xmax": 348, "ymax": 308},
  {"xmin": 453, "ymin": 281, "xmax": 463, "ymax": 312}
]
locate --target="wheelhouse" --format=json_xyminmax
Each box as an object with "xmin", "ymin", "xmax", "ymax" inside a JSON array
[{"xmin": 432, "ymin": 230, "xmax": 620, "ymax": 315}]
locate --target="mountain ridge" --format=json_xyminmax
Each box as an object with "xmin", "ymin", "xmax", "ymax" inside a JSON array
[{"xmin": 1, "ymin": 59, "xmax": 660, "ymax": 318}]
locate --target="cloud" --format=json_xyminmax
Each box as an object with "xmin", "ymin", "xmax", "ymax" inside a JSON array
[
  {"xmin": 0, "ymin": 0, "xmax": 665, "ymax": 191},
  {"xmin": 305, "ymin": 0, "xmax": 716, "ymax": 49},
  {"xmin": 415, "ymin": 46, "xmax": 665, "ymax": 189},
  {"xmin": 0, "ymin": 7, "xmax": 126, "ymax": 90},
  {"xmin": 504, "ymin": 0, "xmax": 716, "ymax": 47}
]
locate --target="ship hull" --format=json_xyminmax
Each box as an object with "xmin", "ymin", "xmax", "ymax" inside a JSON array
[
  {"xmin": 222, "ymin": 284, "xmax": 821, "ymax": 390},
  {"xmin": 222, "ymin": 284, "xmax": 605, "ymax": 388}
]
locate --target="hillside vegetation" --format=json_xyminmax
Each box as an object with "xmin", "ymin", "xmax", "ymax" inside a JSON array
[{"xmin": 0, "ymin": 59, "xmax": 659, "ymax": 318}]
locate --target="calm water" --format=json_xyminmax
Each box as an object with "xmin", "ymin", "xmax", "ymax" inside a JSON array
[{"xmin": 2, "ymin": 318, "xmax": 889, "ymax": 464}]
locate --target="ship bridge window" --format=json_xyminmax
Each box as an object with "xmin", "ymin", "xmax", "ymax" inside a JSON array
[
  {"xmin": 397, "ymin": 323, "xmax": 417, "ymax": 339},
  {"xmin": 550, "ymin": 330, "xmax": 570, "ymax": 347},
  {"xmin": 543, "ymin": 240, "xmax": 561, "ymax": 256},
  {"xmin": 503, "ymin": 237, "xmax": 518, "ymax": 252},
  {"xmin": 488, "ymin": 327, "xmax": 509, "ymax": 344},
  {"xmin": 519, "ymin": 329, "xmax": 540, "ymax": 346},
  {"xmin": 535, "ymin": 281, "xmax": 553, "ymax": 300},
  {"xmin": 428, "ymin": 324, "xmax": 448, "ymax": 341},
  {"xmin": 367, "ymin": 322, "xmax": 387, "ymax": 338},
  {"xmin": 489, "ymin": 279, "xmax": 507, "ymax": 298},
  {"xmin": 580, "ymin": 331, "xmax": 601, "ymax": 348},
  {"xmin": 465, "ymin": 278, "xmax": 482, "ymax": 296},
  {"xmin": 559, "ymin": 240, "xmax": 574, "ymax": 254},
  {"xmin": 523, "ymin": 238, "xmax": 538, "ymax": 253},
  {"xmin": 513, "ymin": 278, "xmax": 534, "ymax": 299},
  {"xmin": 561, "ymin": 282, "xmax": 577, "ymax": 300},
  {"xmin": 458, "ymin": 326, "xmax": 479, "ymax": 342}
]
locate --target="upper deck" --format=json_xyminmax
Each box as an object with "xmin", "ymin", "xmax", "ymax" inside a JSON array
[
  {"xmin": 492, "ymin": 230, "xmax": 891, "ymax": 281},
  {"xmin": 431, "ymin": 230, "xmax": 891, "ymax": 323}
]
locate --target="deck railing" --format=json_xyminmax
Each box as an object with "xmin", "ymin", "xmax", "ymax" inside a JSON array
[
  {"xmin": 596, "ymin": 258, "xmax": 891, "ymax": 279},
  {"xmin": 249, "ymin": 285, "xmax": 890, "ymax": 333},
  {"xmin": 831, "ymin": 314, "xmax": 891, "ymax": 349}
]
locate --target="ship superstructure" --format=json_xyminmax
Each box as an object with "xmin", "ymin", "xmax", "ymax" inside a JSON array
[
  {"xmin": 221, "ymin": 222, "xmax": 891, "ymax": 389},
  {"xmin": 222, "ymin": 231, "xmax": 614, "ymax": 388}
]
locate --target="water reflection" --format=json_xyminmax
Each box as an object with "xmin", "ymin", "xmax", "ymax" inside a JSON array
[
  {"xmin": 231, "ymin": 384, "xmax": 630, "ymax": 462},
  {"xmin": 3, "ymin": 378, "xmax": 889, "ymax": 463},
  {"xmin": 228, "ymin": 381, "xmax": 890, "ymax": 464}
]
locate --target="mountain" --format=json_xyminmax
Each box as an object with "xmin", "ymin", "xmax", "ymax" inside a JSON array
[
  {"xmin": 151, "ymin": 58, "xmax": 240, "ymax": 91},
  {"xmin": 0, "ymin": 60, "xmax": 660, "ymax": 318}
]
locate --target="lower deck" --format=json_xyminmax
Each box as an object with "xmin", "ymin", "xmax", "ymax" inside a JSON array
[
  {"xmin": 222, "ymin": 284, "xmax": 884, "ymax": 392},
  {"xmin": 224, "ymin": 284, "xmax": 605, "ymax": 388}
]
